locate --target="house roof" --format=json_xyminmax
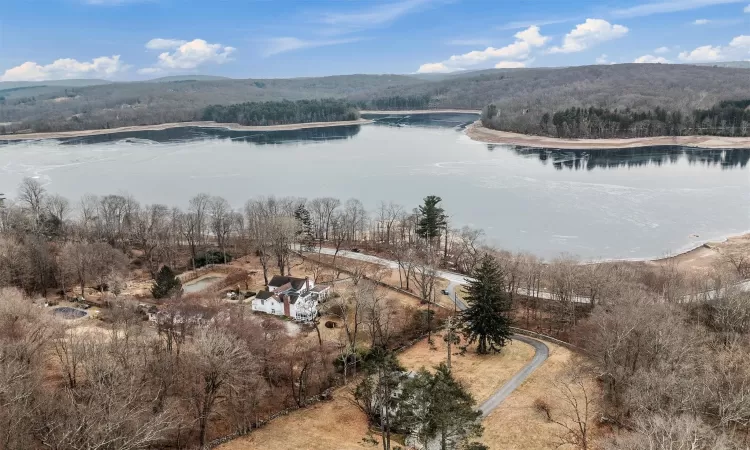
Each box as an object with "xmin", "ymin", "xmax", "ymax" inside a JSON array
[
  {"xmin": 268, "ymin": 275, "xmax": 308, "ymax": 291},
  {"xmin": 256, "ymin": 291, "xmax": 274, "ymax": 300},
  {"xmin": 311, "ymin": 285, "xmax": 330, "ymax": 292}
]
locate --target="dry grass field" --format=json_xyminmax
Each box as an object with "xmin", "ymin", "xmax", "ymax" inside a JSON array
[
  {"xmin": 217, "ymin": 333, "xmax": 537, "ymax": 450},
  {"xmin": 479, "ymin": 343, "xmax": 600, "ymax": 450}
]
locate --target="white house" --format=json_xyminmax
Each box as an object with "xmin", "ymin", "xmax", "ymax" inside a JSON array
[{"xmin": 251, "ymin": 275, "xmax": 325, "ymax": 322}]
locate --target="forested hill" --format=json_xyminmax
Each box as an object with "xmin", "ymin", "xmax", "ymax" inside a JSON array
[
  {"xmin": 2, "ymin": 64, "xmax": 750, "ymax": 135},
  {"xmin": 483, "ymin": 100, "xmax": 750, "ymax": 138},
  {"xmin": 202, "ymin": 99, "xmax": 359, "ymax": 126}
]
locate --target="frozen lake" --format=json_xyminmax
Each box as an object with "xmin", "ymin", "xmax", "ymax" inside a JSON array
[{"xmin": 1, "ymin": 113, "xmax": 748, "ymax": 260}]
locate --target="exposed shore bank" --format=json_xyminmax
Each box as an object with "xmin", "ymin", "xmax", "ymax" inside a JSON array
[
  {"xmin": 361, "ymin": 109, "xmax": 482, "ymax": 115},
  {"xmin": 0, "ymin": 118, "xmax": 373, "ymax": 141},
  {"xmin": 466, "ymin": 122, "xmax": 750, "ymax": 149}
]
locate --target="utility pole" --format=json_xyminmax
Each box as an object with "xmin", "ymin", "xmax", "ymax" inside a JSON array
[{"xmin": 446, "ymin": 315, "xmax": 453, "ymax": 370}]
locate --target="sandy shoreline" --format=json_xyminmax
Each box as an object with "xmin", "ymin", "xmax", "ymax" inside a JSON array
[
  {"xmin": 360, "ymin": 109, "xmax": 481, "ymax": 115},
  {"xmin": 0, "ymin": 118, "xmax": 373, "ymax": 141},
  {"xmin": 466, "ymin": 122, "xmax": 750, "ymax": 149}
]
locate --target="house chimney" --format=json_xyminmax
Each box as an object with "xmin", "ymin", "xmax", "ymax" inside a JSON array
[{"xmin": 283, "ymin": 294, "xmax": 291, "ymax": 317}]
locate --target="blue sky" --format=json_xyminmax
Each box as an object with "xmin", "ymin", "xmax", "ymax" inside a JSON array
[{"xmin": 1, "ymin": 0, "xmax": 749, "ymax": 81}]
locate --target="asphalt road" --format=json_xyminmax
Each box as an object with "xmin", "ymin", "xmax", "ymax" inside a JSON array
[
  {"xmin": 310, "ymin": 247, "xmax": 590, "ymax": 303},
  {"xmin": 309, "ymin": 247, "xmax": 750, "ymax": 304},
  {"xmin": 308, "ymin": 247, "xmax": 550, "ymax": 416}
]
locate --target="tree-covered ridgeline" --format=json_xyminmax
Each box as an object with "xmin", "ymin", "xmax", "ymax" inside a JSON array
[
  {"xmin": 482, "ymin": 99, "xmax": 750, "ymax": 138},
  {"xmin": 356, "ymin": 94, "xmax": 432, "ymax": 110},
  {"xmin": 201, "ymin": 98, "xmax": 360, "ymax": 126}
]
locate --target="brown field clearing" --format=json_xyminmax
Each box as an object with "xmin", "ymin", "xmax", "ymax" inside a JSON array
[
  {"xmin": 480, "ymin": 343, "xmax": 600, "ymax": 450},
  {"xmin": 218, "ymin": 334, "xmax": 536, "ymax": 450}
]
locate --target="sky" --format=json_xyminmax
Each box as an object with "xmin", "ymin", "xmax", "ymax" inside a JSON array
[{"xmin": 1, "ymin": 0, "xmax": 749, "ymax": 81}]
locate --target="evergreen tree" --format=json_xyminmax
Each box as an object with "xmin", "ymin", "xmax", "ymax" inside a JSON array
[
  {"xmin": 294, "ymin": 203, "xmax": 314, "ymax": 246},
  {"xmin": 416, "ymin": 195, "xmax": 447, "ymax": 243},
  {"xmin": 399, "ymin": 363, "xmax": 483, "ymax": 450},
  {"xmin": 354, "ymin": 348, "xmax": 407, "ymax": 450},
  {"xmin": 151, "ymin": 265, "xmax": 182, "ymax": 299},
  {"xmin": 459, "ymin": 254, "xmax": 512, "ymax": 354}
]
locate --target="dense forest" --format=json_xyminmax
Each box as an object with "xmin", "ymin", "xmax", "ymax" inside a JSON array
[
  {"xmin": 355, "ymin": 94, "xmax": 432, "ymax": 110},
  {"xmin": 201, "ymin": 99, "xmax": 359, "ymax": 126},
  {"xmin": 3, "ymin": 64, "xmax": 750, "ymax": 135},
  {"xmin": 482, "ymin": 99, "xmax": 750, "ymax": 138}
]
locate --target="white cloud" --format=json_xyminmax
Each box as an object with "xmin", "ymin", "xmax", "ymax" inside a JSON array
[
  {"xmin": 596, "ymin": 54, "xmax": 610, "ymax": 64},
  {"xmin": 137, "ymin": 67, "xmax": 164, "ymax": 75},
  {"xmin": 654, "ymin": 46, "xmax": 670, "ymax": 53},
  {"xmin": 496, "ymin": 17, "xmax": 575, "ymax": 30},
  {"xmin": 495, "ymin": 61, "xmax": 527, "ymax": 68},
  {"xmin": 634, "ymin": 54, "xmax": 670, "ymax": 63},
  {"xmin": 730, "ymin": 35, "xmax": 750, "ymax": 48},
  {"xmin": 678, "ymin": 45, "xmax": 723, "ymax": 61},
  {"xmin": 1, "ymin": 55, "xmax": 127, "ymax": 81},
  {"xmin": 141, "ymin": 39, "xmax": 235, "ymax": 71},
  {"xmin": 693, "ymin": 18, "xmax": 710, "ymax": 24},
  {"xmin": 145, "ymin": 38, "xmax": 187, "ymax": 50},
  {"xmin": 417, "ymin": 25, "xmax": 548, "ymax": 73},
  {"xmin": 514, "ymin": 26, "xmax": 549, "ymax": 47},
  {"xmin": 612, "ymin": 0, "xmax": 745, "ymax": 18},
  {"xmin": 678, "ymin": 34, "xmax": 750, "ymax": 61},
  {"xmin": 261, "ymin": 37, "xmax": 360, "ymax": 57},
  {"xmin": 745, "ymin": 3, "xmax": 750, "ymax": 12},
  {"xmin": 416, "ymin": 62, "xmax": 455, "ymax": 73},
  {"xmin": 549, "ymin": 19, "xmax": 628, "ymax": 54}
]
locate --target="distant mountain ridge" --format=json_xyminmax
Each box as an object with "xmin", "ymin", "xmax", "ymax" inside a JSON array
[
  {"xmin": 0, "ymin": 78, "xmax": 111, "ymax": 90},
  {"xmin": 692, "ymin": 61, "xmax": 750, "ymax": 69},
  {"xmin": 144, "ymin": 75, "xmax": 232, "ymax": 83},
  {"xmin": 2, "ymin": 64, "xmax": 750, "ymax": 135}
]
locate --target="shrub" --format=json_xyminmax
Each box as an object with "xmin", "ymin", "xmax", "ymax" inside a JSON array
[{"xmin": 194, "ymin": 249, "xmax": 232, "ymax": 268}]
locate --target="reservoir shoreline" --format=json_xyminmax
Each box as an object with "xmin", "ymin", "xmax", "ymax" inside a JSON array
[
  {"xmin": 4, "ymin": 112, "xmax": 750, "ymax": 149},
  {"xmin": 466, "ymin": 121, "xmax": 750, "ymax": 149},
  {"xmin": 0, "ymin": 118, "xmax": 373, "ymax": 141}
]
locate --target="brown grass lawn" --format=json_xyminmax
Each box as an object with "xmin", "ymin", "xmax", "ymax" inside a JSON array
[
  {"xmin": 308, "ymin": 253, "xmax": 460, "ymax": 310},
  {"xmin": 398, "ymin": 332, "xmax": 535, "ymax": 403},
  {"xmin": 479, "ymin": 343, "xmax": 600, "ymax": 450},
  {"xmin": 218, "ymin": 335, "xmax": 536, "ymax": 450},
  {"xmin": 217, "ymin": 391, "xmax": 376, "ymax": 450}
]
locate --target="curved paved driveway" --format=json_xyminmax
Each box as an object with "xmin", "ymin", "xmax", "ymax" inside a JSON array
[{"xmin": 478, "ymin": 335, "xmax": 549, "ymax": 417}]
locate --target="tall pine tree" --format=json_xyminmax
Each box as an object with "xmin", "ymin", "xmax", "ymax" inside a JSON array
[
  {"xmin": 294, "ymin": 203, "xmax": 314, "ymax": 250},
  {"xmin": 459, "ymin": 254, "xmax": 512, "ymax": 354},
  {"xmin": 416, "ymin": 195, "xmax": 447, "ymax": 243},
  {"xmin": 151, "ymin": 265, "xmax": 182, "ymax": 299}
]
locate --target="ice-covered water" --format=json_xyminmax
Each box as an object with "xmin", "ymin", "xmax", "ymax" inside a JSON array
[{"xmin": 1, "ymin": 114, "xmax": 748, "ymax": 260}]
